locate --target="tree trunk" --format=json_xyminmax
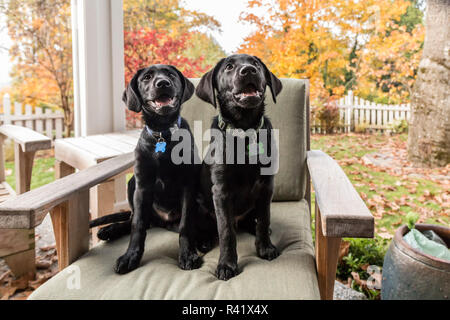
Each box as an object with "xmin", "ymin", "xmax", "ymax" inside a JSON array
[{"xmin": 407, "ymin": 0, "xmax": 450, "ymax": 167}]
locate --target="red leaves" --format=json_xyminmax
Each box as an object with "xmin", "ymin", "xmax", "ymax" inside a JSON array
[{"xmin": 124, "ymin": 28, "xmax": 211, "ymax": 128}]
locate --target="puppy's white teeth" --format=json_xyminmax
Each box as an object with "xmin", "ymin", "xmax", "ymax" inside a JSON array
[{"xmin": 154, "ymin": 97, "xmax": 174, "ymax": 107}]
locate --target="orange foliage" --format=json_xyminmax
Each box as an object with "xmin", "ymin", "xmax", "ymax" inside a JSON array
[{"xmin": 239, "ymin": 0, "xmax": 423, "ymax": 104}]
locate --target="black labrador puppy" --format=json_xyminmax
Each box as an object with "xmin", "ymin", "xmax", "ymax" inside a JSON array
[
  {"xmin": 91, "ymin": 64, "xmax": 203, "ymax": 274},
  {"xmin": 195, "ymin": 54, "xmax": 283, "ymax": 280}
]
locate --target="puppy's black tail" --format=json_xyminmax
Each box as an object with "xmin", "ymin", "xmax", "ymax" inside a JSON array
[{"xmin": 89, "ymin": 211, "xmax": 131, "ymax": 228}]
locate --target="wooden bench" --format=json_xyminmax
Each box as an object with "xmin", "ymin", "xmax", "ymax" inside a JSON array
[
  {"xmin": 53, "ymin": 130, "xmax": 140, "ymax": 243},
  {"xmin": 0, "ymin": 125, "xmax": 52, "ymax": 276}
]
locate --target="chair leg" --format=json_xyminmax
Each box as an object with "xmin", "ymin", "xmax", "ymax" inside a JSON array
[
  {"xmin": 14, "ymin": 143, "xmax": 35, "ymax": 194},
  {"xmin": 2, "ymin": 228, "xmax": 36, "ymax": 278},
  {"xmin": 50, "ymin": 190, "xmax": 90, "ymax": 270},
  {"xmin": 90, "ymin": 180, "xmax": 115, "ymax": 245},
  {"xmin": 4, "ymin": 248, "xmax": 36, "ymax": 278},
  {"xmin": 315, "ymin": 206, "xmax": 341, "ymax": 300}
]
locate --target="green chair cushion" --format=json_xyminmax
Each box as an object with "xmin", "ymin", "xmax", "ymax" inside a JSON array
[
  {"xmin": 181, "ymin": 78, "xmax": 309, "ymax": 201},
  {"xmin": 29, "ymin": 200, "xmax": 319, "ymax": 300}
]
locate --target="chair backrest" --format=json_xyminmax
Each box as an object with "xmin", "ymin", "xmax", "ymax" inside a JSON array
[{"xmin": 182, "ymin": 78, "xmax": 310, "ymax": 201}]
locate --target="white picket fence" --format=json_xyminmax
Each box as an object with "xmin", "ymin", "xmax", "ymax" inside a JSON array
[
  {"xmin": 1, "ymin": 94, "xmax": 65, "ymax": 139},
  {"xmin": 311, "ymin": 91, "xmax": 411, "ymax": 133}
]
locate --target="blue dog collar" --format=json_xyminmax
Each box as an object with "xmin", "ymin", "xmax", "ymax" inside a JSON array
[
  {"xmin": 145, "ymin": 116, "xmax": 181, "ymax": 137},
  {"xmin": 145, "ymin": 116, "xmax": 181, "ymax": 153}
]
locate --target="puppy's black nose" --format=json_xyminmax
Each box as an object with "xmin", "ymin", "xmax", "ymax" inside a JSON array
[
  {"xmin": 239, "ymin": 65, "xmax": 257, "ymax": 76},
  {"xmin": 155, "ymin": 79, "xmax": 171, "ymax": 88}
]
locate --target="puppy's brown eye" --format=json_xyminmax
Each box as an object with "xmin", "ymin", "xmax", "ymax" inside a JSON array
[
  {"xmin": 169, "ymin": 73, "xmax": 176, "ymax": 78},
  {"xmin": 225, "ymin": 64, "xmax": 234, "ymax": 71},
  {"xmin": 252, "ymin": 61, "xmax": 259, "ymax": 67},
  {"xmin": 143, "ymin": 74, "xmax": 152, "ymax": 81}
]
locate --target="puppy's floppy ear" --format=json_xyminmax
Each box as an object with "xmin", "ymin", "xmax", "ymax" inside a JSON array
[
  {"xmin": 123, "ymin": 68, "xmax": 145, "ymax": 112},
  {"xmin": 169, "ymin": 66, "xmax": 195, "ymax": 104},
  {"xmin": 195, "ymin": 58, "xmax": 225, "ymax": 108},
  {"xmin": 254, "ymin": 56, "xmax": 283, "ymax": 104}
]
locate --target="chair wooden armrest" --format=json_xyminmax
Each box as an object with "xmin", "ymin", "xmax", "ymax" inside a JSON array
[
  {"xmin": 307, "ymin": 149, "xmax": 374, "ymax": 300},
  {"xmin": 0, "ymin": 124, "xmax": 52, "ymax": 195},
  {"xmin": 0, "ymin": 125, "xmax": 53, "ymax": 276},
  {"xmin": 0, "ymin": 152, "xmax": 135, "ymax": 269},
  {"xmin": 0, "ymin": 124, "xmax": 52, "ymax": 153}
]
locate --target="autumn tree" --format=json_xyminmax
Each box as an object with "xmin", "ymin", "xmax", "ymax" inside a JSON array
[
  {"xmin": 355, "ymin": 0, "xmax": 425, "ymax": 104},
  {"xmin": 122, "ymin": 0, "xmax": 225, "ymax": 128},
  {"xmin": 124, "ymin": 29, "xmax": 210, "ymax": 127},
  {"xmin": 0, "ymin": 0, "xmax": 73, "ymax": 137},
  {"xmin": 123, "ymin": 0, "xmax": 225, "ymax": 67},
  {"xmin": 407, "ymin": 0, "xmax": 450, "ymax": 167},
  {"xmin": 239, "ymin": 0, "xmax": 424, "ymax": 105}
]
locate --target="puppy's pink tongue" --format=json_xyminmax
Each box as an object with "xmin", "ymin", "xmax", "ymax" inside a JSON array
[
  {"xmin": 155, "ymin": 97, "xmax": 172, "ymax": 106},
  {"xmin": 242, "ymin": 85, "xmax": 257, "ymax": 96}
]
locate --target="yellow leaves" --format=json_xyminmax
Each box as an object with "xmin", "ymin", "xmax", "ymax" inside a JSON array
[
  {"xmin": 238, "ymin": 0, "xmax": 423, "ymax": 105},
  {"xmin": 123, "ymin": 0, "xmax": 220, "ymax": 34}
]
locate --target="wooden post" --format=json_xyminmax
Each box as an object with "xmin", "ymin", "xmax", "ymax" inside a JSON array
[
  {"xmin": 3, "ymin": 94, "xmax": 11, "ymax": 125},
  {"xmin": 0, "ymin": 135, "xmax": 5, "ymax": 183},
  {"xmin": 90, "ymin": 180, "xmax": 115, "ymax": 245},
  {"xmin": 3, "ymin": 243, "xmax": 35, "ymax": 277},
  {"xmin": 71, "ymin": 0, "xmax": 125, "ymax": 136},
  {"xmin": 315, "ymin": 205, "xmax": 341, "ymax": 300},
  {"xmin": 50, "ymin": 189, "xmax": 90, "ymax": 270},
  {"xmin": 35, "ymin": 107, "xmax": 44, "ymax": 134},
  {"xmin": 45, "ymin": 109, "xmax": 53, "ymax": 139},
  {"xmin": 14, "ymin": 143, "xmax": 35, "ymax": 194},
  {"xmin": 347, "ymin": 90, "xmax": 353, "ymax": 132},
  {"xmin": 55, "ymin": 110, "xmax": 64, "ymax": 139},
  {"xmin": 14, "ymin": 102, "xmax": 23, "ymax": 127},
  {"xmin": 25, "ymin": 104, "xmax": 33, "ymax": 130}
]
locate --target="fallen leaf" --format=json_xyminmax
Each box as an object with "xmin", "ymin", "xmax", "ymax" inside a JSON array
[
  {"xmin": 351, "ymin": 272, "xmax": 367, "ymax": 289},
  {"xmin": 338, "ymin": 240, "xmax": 350, "ymax": 263},
  {"xmin": 378, "ymin": 232, "xmax": 393, "ymax": 240},
  {"xmin": 0, "ymin": 286, "xmax": 17, "ymax": 300},
  {"xmin": 36, "ymin": 260, "xmax": 52, "ymax": 269},
  {"xmin": 39, "ymin": 245, "xmax": 56, "ymax": 252},
  {"xmin": 0, "ymin": 271, "xmax": 11, "ymax": 283},
  {"xmin": 11, "ymin": 273, "xmax": 34, "ymax": 291}
]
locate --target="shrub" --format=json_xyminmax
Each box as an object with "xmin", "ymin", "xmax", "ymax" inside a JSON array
[
  {"xmin": 336, "ymin": 236, "xmax": 389, "ymax": 300},
  {"xmin": 389, "ymin": 119, "xmax": 409, "ymax": 134},
  {"xmin": 317, "ymin": 101, "xmax": 340, "ymax": 133},
  {"xmin": 355, "ymin": 121, "xmax": 369, "ymax": 133}
]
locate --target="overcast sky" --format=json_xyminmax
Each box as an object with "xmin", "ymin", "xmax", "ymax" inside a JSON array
[
  {"xmin": 182, "ymin": 0, "xmax": 257, "ymax": 54},
  {"xmin": 0, "ymin": 0, "xmax": 258, "ymax": 87},
  {"xmin": 0, "ymin": 17, "xmax": 11, "ymax": 86}
]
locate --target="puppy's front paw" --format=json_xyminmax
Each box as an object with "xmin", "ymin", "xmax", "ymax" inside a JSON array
[
  {"xmin": 114, "ymin": 251, "xmax": 142, "ymax": 274},
  {"xmin": 179, "ymin": 250, "xmax": 202, "ymax": 270},
  {"xmin": 216, "ymin": 263, "xmax": 238, "ymax": 281},
  {"xmin": 257, "ymin": 243, "xmax": 280, "ymax": 261}
]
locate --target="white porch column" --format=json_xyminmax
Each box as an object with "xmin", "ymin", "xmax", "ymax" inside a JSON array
[{"xmin": 71, "ymin": 0, "xmax": 125, "ymax": 136}]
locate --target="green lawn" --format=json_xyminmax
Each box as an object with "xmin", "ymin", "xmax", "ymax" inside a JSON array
[
  {"xmin": 5, "ymin": 157, "xmax": 55, "ymax": 191},
  {"xmin": 311, "ymin": 132, "xmax": 448, "ymax": 298},
  {"xmin": 311, "ymin": 133, "xmax": 449, "ymax": 234}
]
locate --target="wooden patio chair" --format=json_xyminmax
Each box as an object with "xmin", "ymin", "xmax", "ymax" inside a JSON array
[
  {"xmin": 0, "ymin": 125, "xmax": 52, "ymax": 277},
  {"xmin": 0, "ymin": 79, "xmax": 373, "ymax": 300}
]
